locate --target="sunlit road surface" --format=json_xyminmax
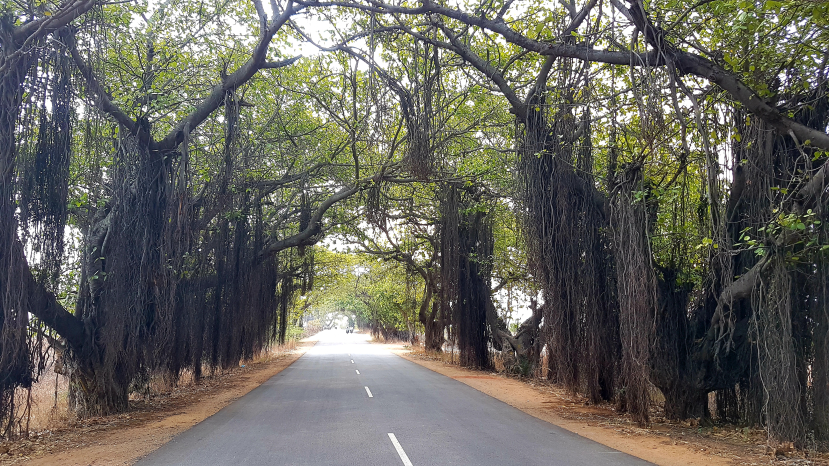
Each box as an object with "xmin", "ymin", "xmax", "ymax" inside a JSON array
[{"xmin": 136, "ymin": 330, "xmax": 652, "ymax": 466}]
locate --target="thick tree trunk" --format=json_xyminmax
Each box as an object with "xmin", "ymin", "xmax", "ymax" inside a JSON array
[
  {"xmin": 69, "ymin": 360, "xmax": 130, "ymax": 415},
  {"xmin": 417, "ymin": 280, "xmax": 444, "ymax": 352},
  {"xmin": 421, "ymin": 301, "xmax": 443, "ymax": 352},
  {"xmin": 662, "ymin": 385, "xmax": 710, "ymax": 421},
  {"xmin": 455, "ymin": 221, "xmax": 492, "ymax": 369},
  {"xmin": 650, "ymin": 267, "xmax": 711, "ymax": 421}
]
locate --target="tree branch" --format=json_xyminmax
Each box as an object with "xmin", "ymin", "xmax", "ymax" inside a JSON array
[
  {"xmin": 258, "ymin": 183, "xmax": 361, "ymax": 259},
  {"xmin": 13, "ymin": 240, "xmax": 86, "ymax": 353},
  {"xmin": 263, "ymin": 55, "xmax": 303, "ymax": 69},
  {"xmin": 154, "ymin": 1, "xmax": 304, "ymax": 152},
  {"xmin": 69, "ymin": 37, "xmax": 140, "ymax": 134},
  {"xmin": 12, "ymin": 0, "xmax": 98, "ymax": 45}
]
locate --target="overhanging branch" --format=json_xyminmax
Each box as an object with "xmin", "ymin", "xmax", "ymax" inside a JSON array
[{"xmin": 295, "ymin": 0, "xmax": 829, "ymax": 151}]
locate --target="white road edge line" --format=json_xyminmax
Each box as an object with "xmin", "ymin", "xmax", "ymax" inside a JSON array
[
  {"xmin": 351, "ymin": 360, "xmax": 354, "ymax": 364},
  {"xmin": 365, "ymin": 386, "xmax": 373, "ymax": 398},
  {"xmin": 356, "ymin": 370, "xmax": 360, "ymax": 374},
  {"xmin": 388, "ymin": 433, "xmax": 413, "ymax": 466}
]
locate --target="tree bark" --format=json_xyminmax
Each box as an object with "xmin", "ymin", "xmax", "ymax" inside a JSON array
[
  {"xmin": 420, "ymin": 300, "xmax": 443, "ymax": 352},
  {"xmin": 662, "ymin": 385, "xmax": 710, "ymax": 421}
]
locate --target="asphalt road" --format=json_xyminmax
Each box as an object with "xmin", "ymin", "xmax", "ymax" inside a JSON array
[{"xmin": 137, "ymin": 330, "xmax": 652, "ymax": 466}]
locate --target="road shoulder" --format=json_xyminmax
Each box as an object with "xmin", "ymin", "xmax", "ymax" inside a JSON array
[
  {"xmin": 389, "ymin": 346, "xmax": 779, "ymax": 466},
  {"xmin": 6, "ymin": 341, "xmax": 316, "ymax": 466}
]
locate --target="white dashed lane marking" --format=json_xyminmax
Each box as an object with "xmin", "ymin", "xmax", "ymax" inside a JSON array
[{"xmin": 388, "ymin": 433, "xmax": 413, "ymax": 466}]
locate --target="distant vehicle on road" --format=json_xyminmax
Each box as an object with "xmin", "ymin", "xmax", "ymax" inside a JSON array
[{"xmin": 346, "ymin": 326, "xmax": 354, "ymax": 334}]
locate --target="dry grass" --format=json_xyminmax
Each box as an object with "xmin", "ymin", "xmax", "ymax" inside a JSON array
[
  {"xmin": 407, "ymin": 344, "xmax": 464, "ymax": 366},
  {"xmin": 16, "ymin": 363, "xmax": 72, "ymax": 435},
  {"xmin": 408, "ymin": 344, "xmax": 533, "ymax": 375},
  {"xmin": 370, "ymin": 334, "xmax": 412, "ymax": 346}
]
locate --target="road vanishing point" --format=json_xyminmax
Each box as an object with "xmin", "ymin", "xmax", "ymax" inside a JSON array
[{"xmin": 137, "ymin": 330, "xmax": 652, "ymax": 466}]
